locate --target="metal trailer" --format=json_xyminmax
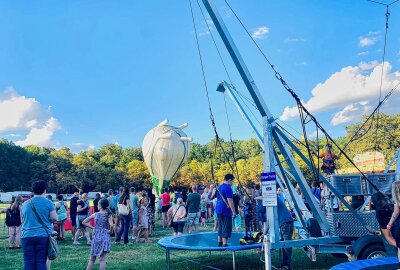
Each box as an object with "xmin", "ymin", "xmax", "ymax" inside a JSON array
[{"xmin": 198, "ymin": 0, "xmax": 400, "ymax": 268}]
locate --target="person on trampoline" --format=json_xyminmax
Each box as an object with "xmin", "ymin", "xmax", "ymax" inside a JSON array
[
  {"xmin": 319, "ymin": 144, "xmax": 337, "ymax": 175},
  {"xmin": 216, "ymin": 173, "xmax": 237, "ymax": 247}
]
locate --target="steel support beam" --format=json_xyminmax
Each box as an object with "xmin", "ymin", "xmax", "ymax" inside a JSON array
[{"xmin": 272, "ymin": 129, "xmax": 330, "ymax": 233}]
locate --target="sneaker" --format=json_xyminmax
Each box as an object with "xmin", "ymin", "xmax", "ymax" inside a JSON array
[
  {"xmin": 72, "ymin": 241, "xmax": 80, "ymax": 245},
  {"xmin": 279, "ymin": 266, "xmax": 291, "ymax": 270},
  {"xmin": 124, "ymin": 242, "xmax": 132, "ymax": 246},
  {"xmin": 114, "ymin": 242, "xmax": 121, "ymax": 245},
  {"xmin": 8, "ymin": 247, "xmax": 15, "ymax": 250},
  {"xmin": 222, "ymin": 244, "xmax": 228, "ymax": 247},
  {"xmin": 144, "ymin": 239, "xmax": 153, "ymax": 243},
  {"xmin": 218, "ymin": 242, "xmax": 222, "ymax": 247}
]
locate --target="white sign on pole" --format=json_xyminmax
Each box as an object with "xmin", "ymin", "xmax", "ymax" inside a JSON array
[{"xmin": 261, "ymin": 172, "xmax": 277, "ymax": 207}]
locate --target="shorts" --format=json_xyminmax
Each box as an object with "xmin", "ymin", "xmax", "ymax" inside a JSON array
[
  {"xmin": 187, "ymin": 212, "xmax": 200, "ymax": 226},
  {"xmin": 201, "ymin": 212, "xmax": 206, "ymax": 219},
  {"xmin": 172, "ymin": 221, "xmax": 185, "ymax": 233},
  {"xmin": 70, "ymin": 214, "xmax": 77, "ymax": 227},
  {"xmin": 257, "ymin": 211, "xmax": 267, "ymax": 223},
  {"xmin": 207, "ymin": 203, "xmax": 211, "ymax": 209},
  {"xmin": 218, "ymin": 214, "xmax": 232, "ymax": 239},
  {"xmin": 77, "ymin": 215, "xmax": 87, "ymax": 228},
  {"xmin": 131, "ymin": 210, "xmax": 139, "ymax": 228},
  {"xmin": 162, "ymin": 205, "xmax": 171, "ymax": 213},
  {"xmin": 233, "ymin": 214, "xmax": 241, "ymax": 229}
]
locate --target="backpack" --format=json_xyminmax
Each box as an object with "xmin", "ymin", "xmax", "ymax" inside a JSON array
[
  {"xmin": 240, "ymin": 232, "xmax": 263, "ymax": 245},
  {"xmin": 5, "ymin": 208, "xmax": 21, "ymax": 227}
]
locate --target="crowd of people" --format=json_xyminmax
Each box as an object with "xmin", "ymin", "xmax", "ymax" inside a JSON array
[
  {"xmin": 0, "ymin": 175, "xmax": 297, "ymax": 270},
  {"xmin": 3, "ymin": 169, "xmax": 400, "ymax": 270}
]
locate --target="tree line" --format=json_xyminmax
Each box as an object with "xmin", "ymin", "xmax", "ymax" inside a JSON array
[{"xmin": 0, "ymin": 113, "xmax": 399, "ymax": 194}]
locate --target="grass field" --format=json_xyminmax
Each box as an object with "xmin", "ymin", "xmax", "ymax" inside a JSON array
[{"xmin": 0, "ymin": 205, "xmax": 346, "ymax": 270}]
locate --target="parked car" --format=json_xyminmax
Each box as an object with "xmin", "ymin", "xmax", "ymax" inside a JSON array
[{"xmin": 0, "ymin": 192, "xmax": 13, "ymax": 203}]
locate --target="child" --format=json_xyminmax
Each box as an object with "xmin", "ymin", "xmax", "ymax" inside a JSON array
[
  {"xmin": 243, "ymin": 195, "xmax": 253, "ymax": 237},
  {"xmin": 200, "ymin": 197, "xmax": 207, "ymax": 227},
  {"xmin": 1, "ymin": 195, "xmax": 23, "ymax": 249},
  {"xmin": 157, "ymin": 196, "xmax": 162, "ymax": 220},
  {"xmin": 136, "ymin": 197, "xmax": 152, "ymax": 243},
  {"xmin": 212, "ymin": 197, "xmax": 218, "ymax": 231},
  {"xmin": 83, "ymin": 198, "xmax": 111, "ymax": 270},
  {"xmin": 232, "ymin": 188, "xmax": 242, "ymax": 232},
  {"xmin": 55, "ymin": 194, "xmax": 68, "ymax": 240}
]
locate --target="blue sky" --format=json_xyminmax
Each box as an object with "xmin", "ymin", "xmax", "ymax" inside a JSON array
[{"xmin": 0, "ymin": 0, "xmax": 399, "ymax": 152}]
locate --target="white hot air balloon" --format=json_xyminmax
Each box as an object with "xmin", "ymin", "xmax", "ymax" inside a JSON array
[{"xmin": 142, "ymin": 120, "xmax": 192, "ymax": 196}]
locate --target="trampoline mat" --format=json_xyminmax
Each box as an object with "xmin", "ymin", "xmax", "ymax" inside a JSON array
[
  {"xmin": 158, "ymin": 232, "xmax": 262, "ymax": 252},
  {"xmin": 330, "ymin": 257, "xmax": 399, "ymax": 270}
]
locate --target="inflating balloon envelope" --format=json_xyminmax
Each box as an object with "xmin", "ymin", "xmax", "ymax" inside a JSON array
[{"xmin": 142, "ymin": 120, "xmax": 192, "ymax": 195}]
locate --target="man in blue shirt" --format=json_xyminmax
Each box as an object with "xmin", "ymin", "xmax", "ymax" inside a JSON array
[
  {"xmin": 21, "ymin": 180, "xmax": 58, "ymax": 270},
  {"xmin": 216, "ymin": 173, "xmax": 237, "ymax": 247},
  {"xmin": 277, "ymin": 192, "xmax": 294, "ymax": 270}
]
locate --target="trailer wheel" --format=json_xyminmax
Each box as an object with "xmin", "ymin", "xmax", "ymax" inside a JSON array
[{"xmin": 359, "ymin": 244, "xmax": 386, "ymax": 260}]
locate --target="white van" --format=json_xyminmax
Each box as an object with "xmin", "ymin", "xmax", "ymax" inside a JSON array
[
  {"xmin": 0, "ymin": 192, "xmax": 12, "ymax": 203},
  {"xmin": 88, "ymin": 192, "xmax": 101, "ymax": 199}
]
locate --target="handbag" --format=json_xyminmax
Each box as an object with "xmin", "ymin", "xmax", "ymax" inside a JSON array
[
  {"xmin": 168, "ymin": 206, "xmax": 182, "ymax": 228},
  {"xmin": 29, "ymin": 199, "xmax": 59, "ymax": 261},
  {"xmin": 118, "ymin": 195, "xmax": 130, "ymax": 216}
]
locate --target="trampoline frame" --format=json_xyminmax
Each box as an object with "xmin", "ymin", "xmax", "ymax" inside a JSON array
[{"xmin": 158, "ymin": 232, "xmax": 263, "ymax": 270}]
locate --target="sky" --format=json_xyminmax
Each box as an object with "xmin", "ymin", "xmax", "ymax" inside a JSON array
[{"xmin": 0, "ymin": 0, "xmax": 399, "ymax": 152}]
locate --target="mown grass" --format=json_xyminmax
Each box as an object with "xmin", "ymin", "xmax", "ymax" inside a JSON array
[{"xmin": 0, "ymin": 210, "xmax": 346, "ymax": 269}]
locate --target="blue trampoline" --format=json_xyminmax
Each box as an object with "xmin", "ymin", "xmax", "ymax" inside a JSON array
[
  {"xmin": 158, "ymin": 232, "xmax": 263, "ymax": 269},
  {"xmin": 330, "ymin": 257, "xmax": 399, "ymax": 270}
]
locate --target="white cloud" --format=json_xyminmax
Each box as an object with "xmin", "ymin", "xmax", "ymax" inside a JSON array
[
  {"xmin": 15, "ymin": 117, "xmax": 61, "ymax": 147},
  {"xmin": 0, "ymin": 87, "xmax": 61, "ymax": 146},
  {"xmin": 357, "ymin": 51, "xmax": 369, "ymax": 57},
  {"xmin": 7, "ymin": 133, "xmax": 21, "ymax": 137},
  {"xmin": 284, "ymin": 38, "xmax": 305, "ymax": 43},
  {"xmin": 198, "ymin": 17, "xmax": 214, "ymax": 37},
  {"xmin": 331, "ymin": 102, "xmax": 372, "ymax": 126},
  {"xmin": 251, "ymin": 26, "xmax": 269, "ymax": 39},
  {"xmin": 358, "ymin": 60, "xmax": 379, "ymax": 71},
  {"xmin": 358, "ymin": 31, "xmax": 380, "ymax": 47},
  {"xmin": 359, "ymin": 37, "xmax": 376, "ymax": 47},
  {"xmin": 70, "ymin": 142, "xmax": 95, "ymax": 153},
  {"xmin": 296, "ymin": 61, "xmax": 307, "ymax": 66},
  {"xmin": 280, "ymin": 61, "xmax": 400, "ymax": 125}
]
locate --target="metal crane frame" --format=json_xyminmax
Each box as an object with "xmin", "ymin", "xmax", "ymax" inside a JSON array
[{"xmin": 201, "ymin": 1, "xmax": 372, "ymax": 269}]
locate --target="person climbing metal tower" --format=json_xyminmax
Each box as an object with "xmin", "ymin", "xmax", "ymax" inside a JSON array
[{"xmin": 319, "ymin": 144, "xmax": 337, "ymax": 175}]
